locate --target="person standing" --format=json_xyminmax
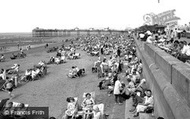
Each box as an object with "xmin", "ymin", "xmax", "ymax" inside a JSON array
[
  {"xmin": 113, "ymin": 77, "xmax": 122, "ymax": 104},
  {"xmin": 20, "ymin": 48, "xmax": 23, "ymax": 54},
  {"xmin": 100, "ymin": 46, "xmax": 104, "ymax": 55},
  {"xmin": 117, "ymin": 47, "xmax": 121, "ymax": 57},
  {"xmin": 170, "ymin": 30, "xmax": 175, "ymax": 41},
  {"xmin": 17, "ymin": 43, "xmax": 20, "ymax": 49}
]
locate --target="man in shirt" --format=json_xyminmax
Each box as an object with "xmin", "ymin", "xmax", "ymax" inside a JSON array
[
  {"xmin": 146, "ymin": 33, "xmax": 153, "ymax": 44},
  {"xmin": 179, "ymin": 41, "xmax": 190, "ymax": 62},
  {"xmin": 113, "ymin": 78, "xmax": 122, "ymax": 104},
  {"xmin": 0, "ymin": 69, "xmax": 6, "ymax": 80}
]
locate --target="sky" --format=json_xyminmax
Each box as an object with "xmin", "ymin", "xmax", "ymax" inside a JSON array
[{"xmin": 0, "ymin": 0, "xmax": 189, "ymax": 32}]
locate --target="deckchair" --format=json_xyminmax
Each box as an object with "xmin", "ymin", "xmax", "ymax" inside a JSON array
[
  {"xmin": 0, "ymin": 98, "xmax": 9, "ymax": 111},
  {"xmin": 93, "ymin": 103, "xmax": 105, "ymax": 119},
  {"xmin": 63, "ymin": 97, "xmax": 78, "ymax": 119}
]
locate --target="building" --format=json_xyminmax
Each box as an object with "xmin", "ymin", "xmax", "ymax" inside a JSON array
[
  {"xmin": 32, "ymin": 27, "xmax": 128, "ymax": 37},
  {"xmin": 143, "ymin": 9, "xmax": 180, "ymax": 30}
]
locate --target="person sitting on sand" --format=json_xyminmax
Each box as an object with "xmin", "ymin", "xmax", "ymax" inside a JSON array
[
  {"xmin": 10, "ymin": 53, "xmax": 17, "ymax": 59},
  {"xmin": 56, "ymin": 51, "xmax": 62, "ymax": 57},
  {"xmin": 60, "ymin": 55, "xmax": 66, "ymax": 63},
  {"xmin": 31, "ymin": 68, "xmax": 40, "ymax": 80},
  {"xmin": 67, "ymin": 52, "xmax": 73, "ymax": 59},
  {"xmin": 0, "ymin": 54, "xmax": 5, "ymax": 62},
  {"xmin": 9, "ymin": 64, "xmax": 20, "ymax": 73},
  {"xmin": 45, "ymin": 43, "xmax": 48, "ymax": 48},
  {"xmin": 38, "ymin": 61, "xmax": 46, "ymax": 67},
  {"xmin": 70, "ymin": 47, "xmax": 76, "ymax": 55},
  {"xmin": 24, "ymin": 69, "xmax": 32, "ymax": 81},
  {"xmin": 55, "ymin": 57, "xmax": 61, "ymax": 64},
  {"xmin": 68, "ymin": 66, "xmax": 78, "ymax": 78},
  {"xmin": 20, "ymin": 48, "xmax": 23, "ymax": 53},
  {"xmin": 49, "ymin": 57, "xmax": 55, "ymax": 64},
  {"xmin": 74, "ymin": 66, "xmax": 79, "ymax": 73}
]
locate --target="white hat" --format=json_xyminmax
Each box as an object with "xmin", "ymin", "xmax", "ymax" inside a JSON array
[
  {"xmin": 146, "ymin": 31, "xmax": 152, "ymax": 35},
  {"xmin": 105, "ymin": 77, "xmax": 110, "ymax": 80},
  {"xmin": 137, "ymin": 92, "xmax": 141, "ymax": 96}
]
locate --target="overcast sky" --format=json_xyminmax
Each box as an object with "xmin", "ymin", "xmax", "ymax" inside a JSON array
[{"xmin": 0, "ymin": 0, "xmax": 189, "ymax": 32}]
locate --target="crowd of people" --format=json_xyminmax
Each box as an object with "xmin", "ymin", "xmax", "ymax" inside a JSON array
[
  {"xmin": 62, "ymin": 33, "xmax": 158, "ymax": 119},
  {"xmin": 138, "ymin": 29, "xmax": 190, "ymax": 64},
  {"xmin": 0, "ymin": 60, "xmax": 47, "ymax": 97},
  {"xmin": 0, "ymin": 37, "xmax": 84, "ymax": 119},
  {"xmin": 0, "ymin": 33, "xmax": 165, "ymax": 119},
  {"xmin": 0, "ymin": 60, "xmax": 47, "ymax": 119}
]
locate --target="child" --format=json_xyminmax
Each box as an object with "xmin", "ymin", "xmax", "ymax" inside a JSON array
[{"xmin": 5, "ymin": 80, "xmax": 14, "ymax": 98}]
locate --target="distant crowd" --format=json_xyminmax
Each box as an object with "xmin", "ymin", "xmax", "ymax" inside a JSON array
[
  {"xmin": 138, "ymin": 29, "xmax": 190, "ymax": 64},
  {"xmin": 0, "ymin": 33, "xmax": 166, "ymax": 119}
]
